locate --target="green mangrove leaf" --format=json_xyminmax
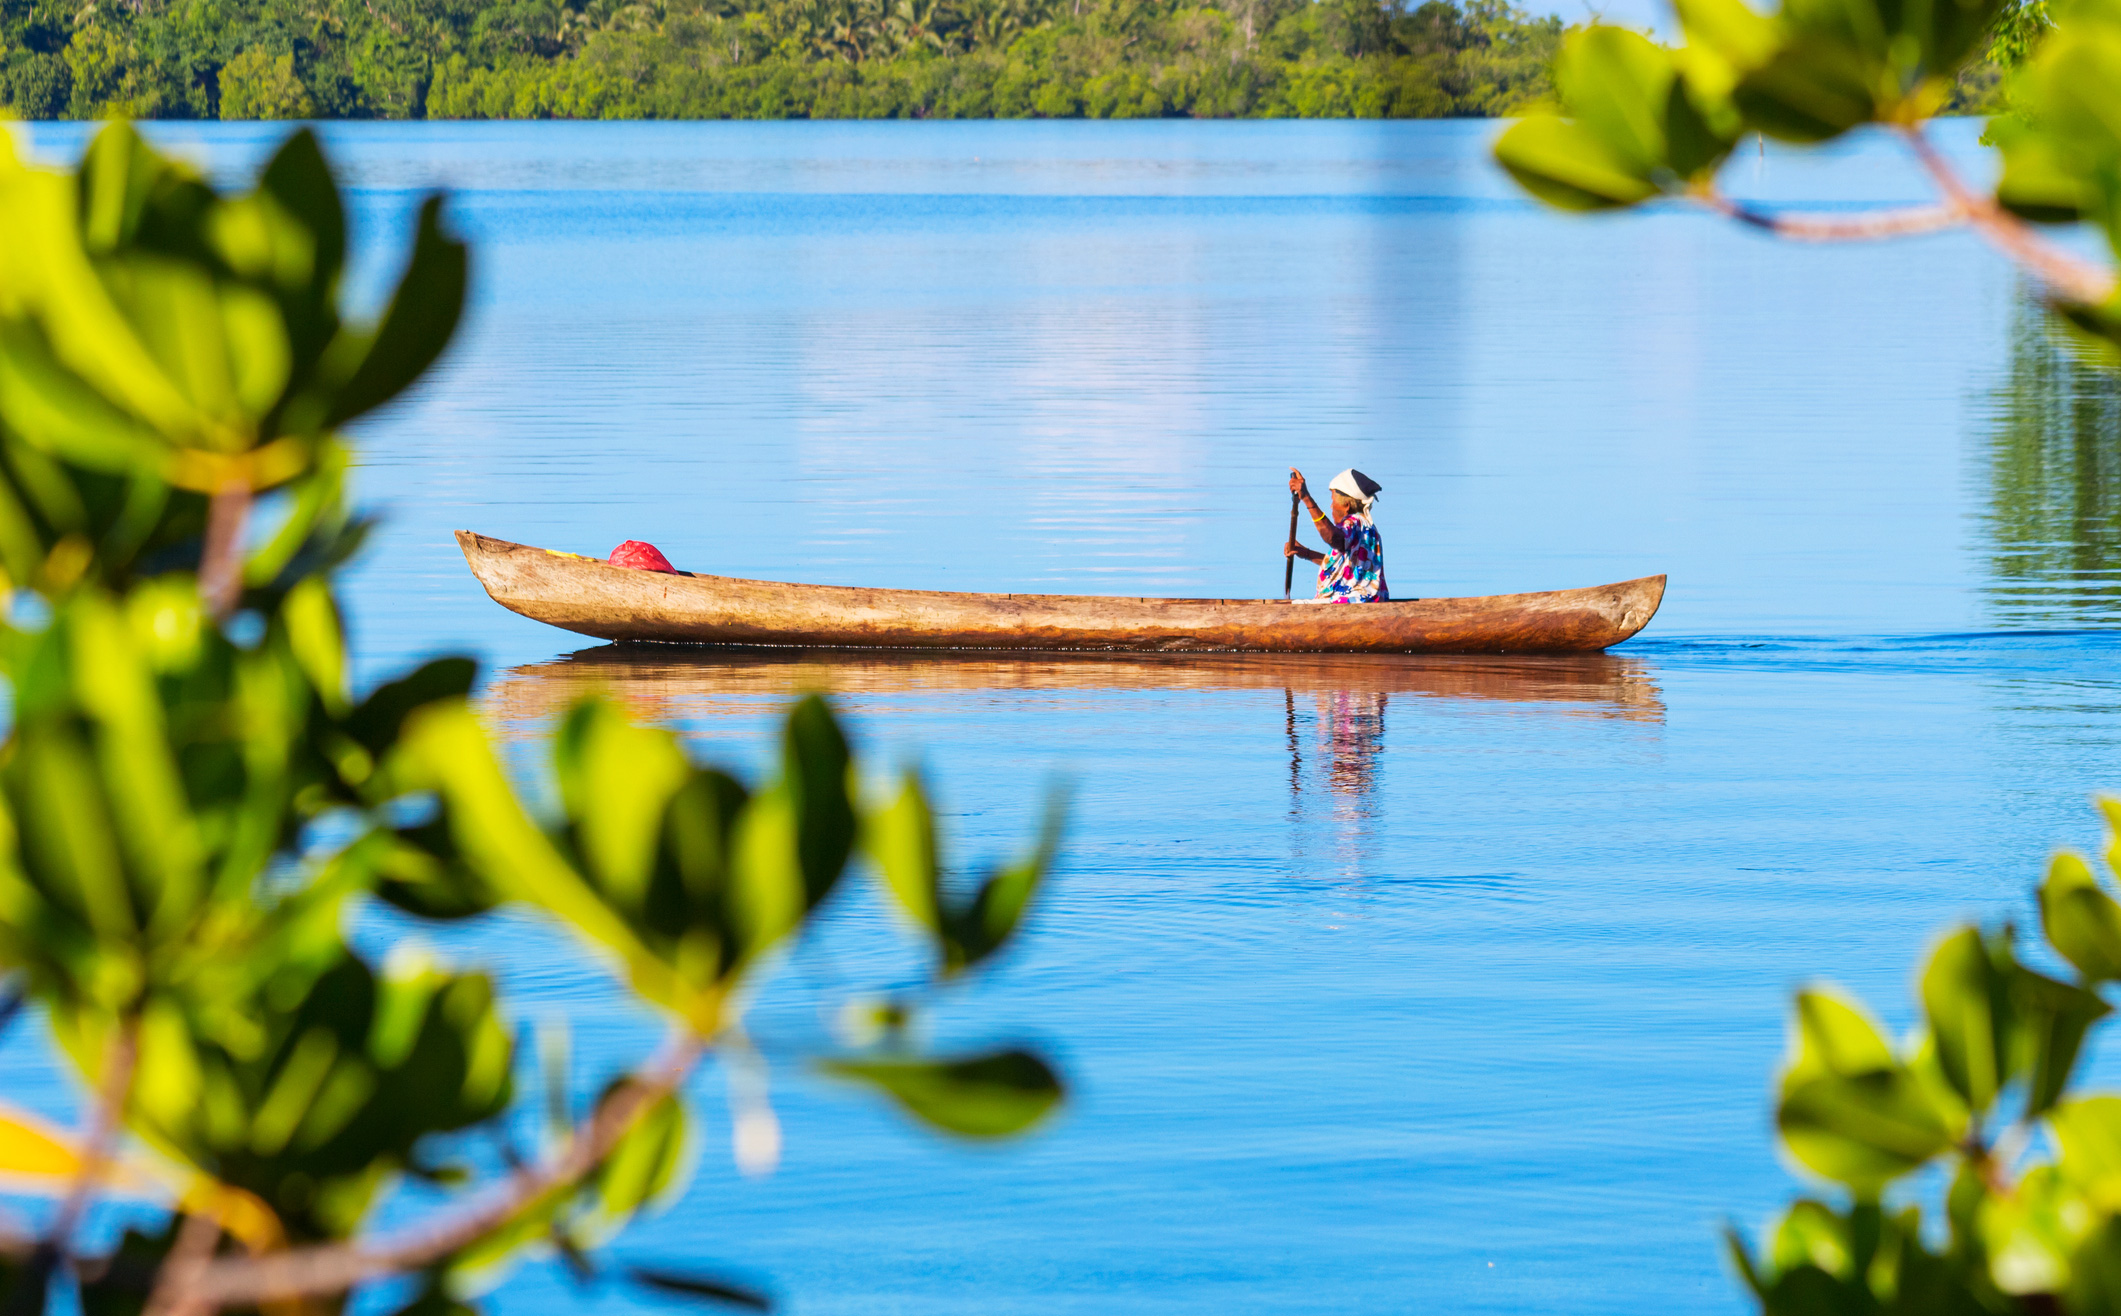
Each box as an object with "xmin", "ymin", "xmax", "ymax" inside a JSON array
[
  {"xmin": 1779, "ymin": 1068, "xmax": 1954, "ymax": 1192},
  {"xmin": 2070, "ymin": 1215, "xmax": 2121, "ymax": 1316},
  {"xmin": 951, "ymin": 789, "xmax": 1066, "ymax": 976},
  {"xmin": 727, "ymin": 786, "xmax": 806, "ymax": 969},
  {"xmin": 254, "ymin": 129, "xmax": 347, "ymax": 371},
  {"xmin": 372, "ymin": 824, "xmax": 499, "ymax": 922},
  {"xmin": 2053, "ymin": 1096, "xmax": 2121, "ymax": 1203},
  {"xmin": 392, "ymin": 702, "xmax": 672, "ymax": 1005},
  {"xmin": 782, "ymin": 694, "xmax": 855, "ymax": 910},
  {"xmin": 1674, "ymin": 0, "xmax": 1782, "ymax": 75},
  {"xmin": 2015, "ymin": 964, "xmax": 2110, "ymax": 1116},
  {"xmin": 1991, "ymin": 105, "xmax": 2095, "ymax": 224},
  {"xmin": 866, "ymin": 771, "xmax": 942, "ymax": 938},
  {"xmin": 79, "ymin": 122, "xmax": 209, "ymax": 260},
  {"xmin": 1662, "ymin": 74, "xmax": 1736, "ymax": 180},
  {"xmin": 624, "ymin": 1266, "xmax": 773, "ymax": 1311},
  {"xmin": 1777, "ymin": 991, "xmax": 1951, "ymax": 1191},
  {"xmin": 1733, "ymin": 37, "xmax": 1882, "ymax": 142},
  {"xmin": 282, "ymin": 575, "xmax": 347, "ymax": 717},
  {"xmin": 655, "ymin": 766, "xmax": 748, "ymax": 958},
  {"xmin": 1495, "ymin": 115, "xmax": 1663, "ymax": 211},
  {"xmin": 1557, "ymin": 26, "xmax": 1678, "ymax": 178},
  {"xmin": 0, "ymin": 320, "xmax": 170, "ymax": 475},
  {"xmin": 1768, "ymin": 1198, "xmax": 1857, "ymax": 1276},
  {"xmin": 4, "ymin": 159, "xmax": 201, "ymax": 444},
  {"xmin": 2004, "ymin": 29, "xmax": 2121, "ymax": 246},
  {"xmin": 1920, "ymin": 927, "xmax": 2014, "ymax": 1112},
  {"xmin": 323, "ymin": 195, "xmax": 466, "ymax": 427},
  {"xmin": 344, "ymin": 656, "xmax": 477, "ymax": 758},
  {"xmin": 219, "ymin": 282, "xmax": 293, "ymax": 421},
  {"xmin": 1723, "ymin": 1222, "xmax": 1770, "ymax": 1299},
  {"xmin": 1784, "ymin": 988, "xmax": 1895, "ymax": 1088},
  {"xmin": 554, "ymin": 698, "xmax": 691, "ymax": 914},
  {"xmin": 1914, "ymin": 0, "xmax": 2010, "ymax": 79},
  {"xmin": 823, "ymin": 1048, "xmax": 1063, "ymax": 1138},
  {"xmin": 124, "ymin": 952, "xmax": 514, "ymax": 1241},
  {"xmin": 131, "ymin": 994, "xmax": 207, "ymax": 1139},
  {"xmin": 864, "ymin": 774, "xmax": 1064, "ymax": 977},
  {"xmin": 367, "ymin": 954, "xmax": 445, "ymax": 1072},
  {"xmin": 15, "ymin": 719, "xmax": 137, "ymax": 946}
]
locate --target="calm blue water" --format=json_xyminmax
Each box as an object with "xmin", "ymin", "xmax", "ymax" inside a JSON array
[{"xmin": 10, "ymin": 119, "xmax": 2121, "ymax": 1315}]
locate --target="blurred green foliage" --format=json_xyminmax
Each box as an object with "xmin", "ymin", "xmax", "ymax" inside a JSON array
[
  {"xmin": 1491, "ymin": 0, "xmax": 2121, "ymax": 357},
  {"xmin": 1992, "ymin": 0, "xmax": 2054, "ymax": 70},
  {"xmin": 0, "ymin": 122, "xmax": 1067, "ymax": 1316},
  {"xmin": 1723, "ymin": 809, "xmax": 2121, "ymax": 1315},
  {"xmin": 0, "ymin": 0, "xmax": 1559, "ymax": 119}
]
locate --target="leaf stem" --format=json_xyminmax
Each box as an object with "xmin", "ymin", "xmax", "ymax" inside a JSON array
[
  {"xmin": 34, "ymin": 1017, "xmax": 140, "ymax": 1284},
  {"xmin": 1694, "ymin": 126, "xmax": 2114, "ymax": 307},
  {"xmin": 1692, "ymin": 189, "xmax": 1967, "ymax": 241},
  {"xmin": 142, "ymin": 1212, "xmax": 227, "ymax": 1316},
  {"xmin": 200, "ymin": 485, "xmax": 251, "ymax": 623},
  {"xmin": 1892, "ymin": 123, "xmax": 2113, "ymax": 306}
]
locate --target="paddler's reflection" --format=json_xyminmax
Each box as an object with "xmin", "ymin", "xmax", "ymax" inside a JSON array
[
  {"xmin": 1319, "ymin": 689, "xmax": 1387, "ymax": 806},
  {"xmin": 1284, "ymin": 687, "xmax": 1388, "ymax": 821}
]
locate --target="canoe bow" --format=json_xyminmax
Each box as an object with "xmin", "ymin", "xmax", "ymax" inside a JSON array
[{"xmin": 456, "ymin": 531, "xmax": 1665, "ymax": 654}]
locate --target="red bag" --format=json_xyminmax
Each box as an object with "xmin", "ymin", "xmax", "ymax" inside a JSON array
[{"xmin": 608, "ymin": 540, "xmax": 678, "ymax": 573}]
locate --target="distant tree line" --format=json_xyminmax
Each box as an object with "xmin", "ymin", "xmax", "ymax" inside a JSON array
[{"xmin": 0, "ymin": 0, "xmax": 1562, "ymax": 118}]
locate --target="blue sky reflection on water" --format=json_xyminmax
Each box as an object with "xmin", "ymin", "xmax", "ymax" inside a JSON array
[{"xmin": 8, "ymin": 120, "xmax": 2121, "ymax": 1314}]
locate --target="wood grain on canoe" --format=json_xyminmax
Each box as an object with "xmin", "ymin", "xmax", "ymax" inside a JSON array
[{"xmin": 457, "ymin": 531, "xmax": 1666, "ymax": 654}]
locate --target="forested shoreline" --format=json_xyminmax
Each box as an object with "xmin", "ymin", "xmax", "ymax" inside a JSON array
[{"xmin": 0, "ymin": 0, "xmax": 1561, "ymax": 119}]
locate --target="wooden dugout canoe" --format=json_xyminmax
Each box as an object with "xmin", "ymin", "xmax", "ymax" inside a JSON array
[{"xmin": 457, "ymin": 531, "xmax": 1667, "ymax": 654}]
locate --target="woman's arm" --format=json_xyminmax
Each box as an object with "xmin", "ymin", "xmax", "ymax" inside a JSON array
[
  {"xmin": 1304, "ymin": 494, "xmax": 1345, "ymax": 553},
  {"xmin": 1287, "ymin": 470, "xmax": 1344, "ymax": 553},
  {"xmin": 1285, "ymin": 540, "xmax": 1325, "ymax": 564}
]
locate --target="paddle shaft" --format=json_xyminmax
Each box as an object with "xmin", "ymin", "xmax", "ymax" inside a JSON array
[{"xmin": 1283, "ymin": 491, "xmax": 1299, "ymax": 600}]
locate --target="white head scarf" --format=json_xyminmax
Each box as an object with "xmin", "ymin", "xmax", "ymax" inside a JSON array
[{"xmin": 1329, "ymin": 469, "xmax": 1382, "ymax": 517}]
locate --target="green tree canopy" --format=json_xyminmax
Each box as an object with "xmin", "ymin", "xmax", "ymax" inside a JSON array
[{"xmin": 0, "ymin": 0, "xmax": 1562, "ymax": 118}]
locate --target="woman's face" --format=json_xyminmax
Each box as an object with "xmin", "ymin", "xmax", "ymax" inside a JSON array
[{"xmin": 1330, "ymin": 490, "xmax": 1354, "ymax": 520}]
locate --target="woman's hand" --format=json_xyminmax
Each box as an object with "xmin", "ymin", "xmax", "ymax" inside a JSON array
[
  {"xmin": 1288, "ymin": 468, "xmax": 1308, "ymax": 501},
  {"xmin": 1285, "ymin": 539, "xmax": 1299, "ymax": 558}
]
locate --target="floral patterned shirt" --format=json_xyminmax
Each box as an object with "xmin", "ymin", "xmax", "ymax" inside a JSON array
[{"xmin": 1316, "ymin": 512, "xmax": 1388, "ymax": 603}]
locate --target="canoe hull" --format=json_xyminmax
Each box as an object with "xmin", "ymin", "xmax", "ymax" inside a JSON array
[{"xmin": 456, "ymin": 532, "xmax": 1666, "ymax": 654}]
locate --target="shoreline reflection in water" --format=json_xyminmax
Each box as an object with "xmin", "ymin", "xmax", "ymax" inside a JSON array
[{"xmin": 1980, "ymin": 300, "xmax": 2121, "ymax": 626}]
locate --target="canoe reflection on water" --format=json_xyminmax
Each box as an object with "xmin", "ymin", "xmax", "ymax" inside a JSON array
[
  {"xmin": 484, "ymin": 645, "xmax": 1665, "ymax": 731},
  {"xmin": 486, "ymin": 648, "xmax": 1663, "ymax": 853}
]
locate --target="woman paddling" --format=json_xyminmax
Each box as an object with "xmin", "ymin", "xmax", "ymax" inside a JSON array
[{"xmin": 1285, "ymin": 467, "xmax": 1388, "ymax": 604}]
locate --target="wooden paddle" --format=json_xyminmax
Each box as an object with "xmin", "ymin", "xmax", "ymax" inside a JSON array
[{"xmin": 1283, "ymin": 490, "xmax": 1299, "ymax": 600}]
